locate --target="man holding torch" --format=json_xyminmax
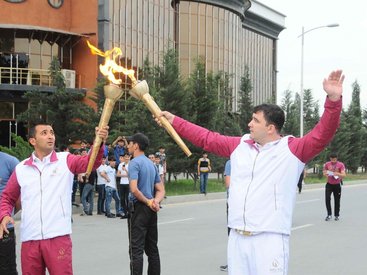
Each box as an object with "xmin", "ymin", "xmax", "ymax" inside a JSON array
[
  {"xmin": 0, "ymin": 123, "xmax": 109, "ymax": 275},
  {"xmin": 157, "ymin": 70, "xmax": 344, "ymax": 275}
]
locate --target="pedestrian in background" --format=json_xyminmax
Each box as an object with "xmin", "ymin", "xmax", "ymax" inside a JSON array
[
  {"xmin": 323, "ymin": 152, "xmax": 346, "ymax": 221},
  {"xmin": 197, "ymin": 152, "xmax": 211, "ymax": 194}
]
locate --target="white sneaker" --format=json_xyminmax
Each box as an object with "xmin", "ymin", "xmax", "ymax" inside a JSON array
[{"xmin": 325, "ymin": 215, "xmax": 332, "ymax": 221}]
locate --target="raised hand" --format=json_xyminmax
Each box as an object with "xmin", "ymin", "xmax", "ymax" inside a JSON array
[{"xmin": 323, "ymin": 70, "xmax": 345, "ymax": 101}]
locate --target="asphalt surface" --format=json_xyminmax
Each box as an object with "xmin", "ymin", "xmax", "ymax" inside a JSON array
[{"xmin": 13, "ymin": 180, "xmax": 367, "ymax": 274}]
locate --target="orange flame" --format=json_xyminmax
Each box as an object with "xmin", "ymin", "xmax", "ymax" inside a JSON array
[{"xmin": 86, "ymin": 40, "xmax": 136, "ymax": 85}]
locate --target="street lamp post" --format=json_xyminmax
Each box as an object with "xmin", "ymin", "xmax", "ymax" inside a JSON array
[{"xmin": 299, "ymin": 23, "xmax": 339, "ymax": 137}]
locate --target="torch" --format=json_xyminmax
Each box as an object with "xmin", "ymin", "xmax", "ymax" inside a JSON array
[
  {"xmin": 129, "ymin": 79, "xmax": 192, "ymax": 157},
  {"xmin": 85, "ymin": 41, "xmax": 125, "ymax": 177},
  {"xmin": 86, "ymin": 41, "xmax": 192, "ymax": 158}
]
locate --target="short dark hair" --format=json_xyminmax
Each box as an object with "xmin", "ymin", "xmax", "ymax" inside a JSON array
[
  {"xmin": 329, "ymin": 152, "xmax": 338, "ymax": 158},
  {"xmin": 253, "ymin": 104, "xmax": 285, "ymax": 133},
  {"xmin": 28, "ymin": 122, "xmax": 52, "ymax": 139},
  {"xmin": 108, "ymin": 156, "xmax": 116, "ymax": 161},
  {"xmin": 127, "ymin": 133, "xmax": 149, "ymax": 151},
  {"xmin": 60, "ymin": 144, "xmax": 68, "ymax": 152}
]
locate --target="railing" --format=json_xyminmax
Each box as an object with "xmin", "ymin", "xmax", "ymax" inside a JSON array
[
  {"xmin": 0, "ymin": 67, "xmax": 81, "ymax": 88},
  {"xmin": 0, "ymin": 67, "xmax": 51, "ymax": 86}
]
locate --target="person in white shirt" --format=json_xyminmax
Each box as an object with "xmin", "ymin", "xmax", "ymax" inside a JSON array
[
  {"xmin": 100, "ymin": 156, "xmax": 123, "ymax": 218},
  {"xmin": 117, "ymin": 153, "xmax": 131, "ymax": 217},
  {"xmin": 154, "ymin": 154, "xmax": 164, "ymax": 184},
  {"xmin": 96, "ymin": 157, "xmax": 108, "ymax": 215}
]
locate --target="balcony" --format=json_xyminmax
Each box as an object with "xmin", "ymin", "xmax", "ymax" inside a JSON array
[{"xmin": 0, "ymin": 67, "xmax": 86, "ymax": 95}]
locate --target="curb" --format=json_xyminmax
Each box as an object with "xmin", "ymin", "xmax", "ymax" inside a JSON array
[{"xmin": 14, "ymin": 179, "xmax": 367, "ymax": 220}]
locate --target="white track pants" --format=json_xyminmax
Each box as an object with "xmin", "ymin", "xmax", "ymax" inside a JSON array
[{"xmin": 228, "ymin": 230, "xmax": 289, "ymax": 275}]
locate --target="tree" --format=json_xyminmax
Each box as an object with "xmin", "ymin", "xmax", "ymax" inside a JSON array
[
  {"xmin": 344, "ymin": 81, "xmax": 364, "ymax": 173},
  {"xmin": 0, "ymin": 133, "xmax": 33, "ymax": 160},
  {"xmin": 280, "ymin": 90, "xmax": 298, "ymax": 136},
  {"xmin": 303, "ymin": 89, "xmax": 320, "ymax": 134},
  {"xmin": 238, "ymin": 67, "xmax": 253, "ymax": 134},
  {"xmin": 17, "ymin": 57, "xmax": 98, "ymax": 147},
  {"xmin": 361, "ymin": 108, "xmax": 367, "ymax": 172}
]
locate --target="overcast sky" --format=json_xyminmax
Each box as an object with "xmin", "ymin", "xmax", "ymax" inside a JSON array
[{"xmin": 258, "ymin": 0, "xmax": 367, "ymax": 110}]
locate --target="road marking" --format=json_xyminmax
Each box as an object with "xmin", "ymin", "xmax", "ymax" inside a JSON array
[
  {"xmin": 159, "ymin": 218, "xmax": 194, "ymax": 225},
  {"xmin": 296, "ymin": 199, "xmax": 320, "ymax": 204},
  {"xmin": 163, "ymin": 198, "xmax": 226, "ymax": 207},
  {"xmin": 291, "ymin": 224, "xmax": 313, "ymax": 231}
]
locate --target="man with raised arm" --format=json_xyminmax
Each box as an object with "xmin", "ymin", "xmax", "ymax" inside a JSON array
[{"xmin": 158, "ymin": 70, "xmax": 344, "ymax": 275}]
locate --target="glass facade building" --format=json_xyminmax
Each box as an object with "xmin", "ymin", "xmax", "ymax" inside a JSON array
[{"xmin": 98, "ymin": 0, "xmax": 285, "ymax": 109}]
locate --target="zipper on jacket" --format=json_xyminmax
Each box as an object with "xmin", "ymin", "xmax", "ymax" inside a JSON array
[
  {"xmin": 243, "ymin": 152, "xmax": 259, "ymax": 228},
  {"xmin": 39, "ymin": 171, "xmax": 44, "ymax": 239},
  {"xmin": 60, "ymin": 197, "xmax": 65, "ymax": 218},
  {"xmin": 274, "ymin": 184, "xmax": 277, "ymax": 210}
]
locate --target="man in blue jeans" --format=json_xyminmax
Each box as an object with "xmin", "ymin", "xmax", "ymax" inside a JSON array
[
  {"xmin": 80, "ymin": 171, "xmax": 97, "ymax": 216},
  {"xmin": 197, "ymin": 152, "xmax": 211, "ymax": 194},
  {"xmin": 127, "ymin": 133, "xmax": 165, "ymax": 275},
  {"xmin": 101, "ymin": 156, "xmax": 123, "ymax": 218}
]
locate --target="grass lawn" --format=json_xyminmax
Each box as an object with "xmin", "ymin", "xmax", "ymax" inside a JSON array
[
  {"xmin": 164, "ymin": 173, "xmax": 367, "ymax": 196},
  {"xmin": 305, "ymin": 172, "xmax": 367, "ymax": 184},
  {"xmin": 165, "ymin": 179, "xmax": 226, "ymax": 196}
]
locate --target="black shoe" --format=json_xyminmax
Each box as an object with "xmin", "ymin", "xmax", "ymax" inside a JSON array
[
  {"xmin": 72, "ymin": 202, "xmax": 80, "ymax": 207},
  {"xmin": 116, "ymin": 213, "xmax": 124, "ymax": 218},
  {"xmin": 97, "ymin": 212, "xmax": 103, "ymax": 215},
  {"xmin": 220, "ymin": 265, "xmax": 228, "ymax": 271},
  {"xmin": 120, "ymin": 214, "xmax": 128, "ymax": 219},
  {"xmin": 87, "ymin": 213, "xmax": 93, "ymax": 216},
  {"xmin": 325, "ymin": 215, "xmax": 332, "ymax": 221},
  {"xmin": 335, "ymin": 216, "xmax": 339, "ymax": 221},
  {"xmin": 106, "ymin": 213, "xmax": 116, "ymax": 218}
]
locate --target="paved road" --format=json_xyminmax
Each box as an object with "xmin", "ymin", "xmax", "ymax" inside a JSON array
[{"xmin": 14, "ymin": 182, "xmax": 367, "ymax": 274}]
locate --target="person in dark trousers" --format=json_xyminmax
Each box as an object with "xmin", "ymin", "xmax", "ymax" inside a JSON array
[
  {"xmin": 117, "ymin": 153, "xmax": 131, "ymax": 217},
  {"xmin": 0, "ymin": 152, "xmax": 19, "ymax": 275},
  {"xmin": 297, "ymin": 170, "xmax": 306, "ymax": 194},
  {"xmin": 80, "ymin": 171, "xmax": 97, "ymax": 216},
  {"xmin": 96, "ymin": 156, "xmax": 108, "ymax": 215},
  {"xmin": 127, "ymin": 133, "xmax": 165, "ymax": 275},
  {"xmin": 323, "ymin": 152, "xmax": 346, "ymax": 221}
]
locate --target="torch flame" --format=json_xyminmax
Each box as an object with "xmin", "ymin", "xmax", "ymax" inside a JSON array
[{"xmin": 86, "ymin": 40, "xmax": 136, "ymax": 85}]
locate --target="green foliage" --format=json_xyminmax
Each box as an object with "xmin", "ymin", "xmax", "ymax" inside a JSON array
[
  {"xmin": 0, "ymin": 133, "xmax": 33, "ymax": 160},
  {"xmin": 343, "ymin": 81, "xmax": 364, "ymax": 173},
  {"xmin": 280, "ymin": 80, "xmax": 366, "ymax": 174},
  {"xmin": 165, "ymin": 178, "xmax": 226, "ymax": 196},
  {"xmin": 281, "ymin": 90, "xmax": 299, "ymax": 136},
  {"xmin": 238, "ymin": 67, "xmax": 253, "ymax": 134}
]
